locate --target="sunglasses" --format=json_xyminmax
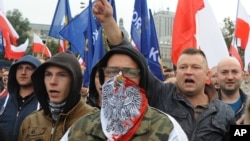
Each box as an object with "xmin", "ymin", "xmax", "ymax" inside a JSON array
[{"xmin": 102, "ymin": 67, "xmax": 140, "ymax": 78}]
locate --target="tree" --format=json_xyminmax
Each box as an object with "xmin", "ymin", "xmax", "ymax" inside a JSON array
[
  {"xmin": 45, "ymin": 39, "xmax": 59, "ymax": 56},
  {"xmin": 6, "ymin": 9, "xmax": 31, "ymax": 45},
  {"xmin": 221, "ymin": 17, "xmax": 244, "ymax": 65},
  {"xmin": 221, "ymin": 17, "xmax": 234, "ymax": 49}
]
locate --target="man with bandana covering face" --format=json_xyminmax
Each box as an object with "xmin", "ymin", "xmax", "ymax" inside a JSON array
[
  {"xmin": 91, "ymin": 0, "xmax": 236, "ymax": 141},
  {"xmin": 63, "ymin": 34, "xmax": 188, "ymax": 140}
]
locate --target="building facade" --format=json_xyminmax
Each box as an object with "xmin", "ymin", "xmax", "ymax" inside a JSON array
[{"xmin": 153, "ymin": 9, "xmax": 175, "ymax": 68}]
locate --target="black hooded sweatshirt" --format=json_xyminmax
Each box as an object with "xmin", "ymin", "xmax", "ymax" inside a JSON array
[{"xmin": 31, "ymin": 51, "xmax": 83, "ymax": 116}]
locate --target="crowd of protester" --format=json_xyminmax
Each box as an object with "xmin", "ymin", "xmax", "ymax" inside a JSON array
[{"xmin": 0, "ymin": 0, "xmax": 250, "ymax": 140}]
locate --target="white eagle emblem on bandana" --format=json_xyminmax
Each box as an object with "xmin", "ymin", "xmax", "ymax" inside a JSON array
[{"xmin": 101, "ymin": 74, "xmax": 142, "ymax": 140}]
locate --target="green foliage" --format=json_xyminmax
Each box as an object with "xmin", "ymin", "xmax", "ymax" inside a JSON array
[
  {"xmin": 6, "ymin": 9, "xmax": 31, "ymax": 46},
  {"xmin": 221, "ymin": 17, "xmax": 234, "ymax": 49},
  {"xmin": 221, "ymin": 17, "xmax": 244, "ymax": 65},
  {"xmin": 46, "ymin": 39, "xmax": 59, "ymax": 55}
]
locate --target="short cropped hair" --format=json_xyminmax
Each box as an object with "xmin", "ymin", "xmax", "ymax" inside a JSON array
[{"xmin": 180, "ymin": 48, "xmax": 208, "ymax": 65}]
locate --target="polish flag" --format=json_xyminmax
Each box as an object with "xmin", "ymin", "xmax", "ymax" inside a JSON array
[
  {"xmin": 11, "ymin": 39, "xmax": 29, "ymax": 59},
  {"xmin": 172, "ymin": 0, "xmax": 229, "ymax": 68},
  {"xmin": 32, "ymin": 33, "xmax": 52, "ymax": 58},
  {"xmin": 196, "ymin": 0, "xmax": 229, "ymax": 68},
  {"xmin": 7, "ymin": 39, "xmax": 28, "ymax": 60},
  {"xmin": 229, "ymin": 38, "xmax": 243, "ymax": 70},
  {"xmin": 0, "ymin": 11, "xmax": 19, "ymax": 45},
  {"xmin": 235, "ymin": 0, "xmax": 250, "ymax": 71},
  {"xmin": 171, "ymin": 0, "xmax": 204, "ymax": 66},
  {"xmin": 58, "ymin": 39, "xmax": 66, "ymax": 53}
]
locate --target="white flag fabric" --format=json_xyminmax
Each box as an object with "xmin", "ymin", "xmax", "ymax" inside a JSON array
[
  {"xmin": 196, "ymin": 0, "xmax": 229, "ymax": 68},
  {"xmin": 10, "ymin": 39, "xmax": 29, "ymax": 52},
  {"xmin": 236, "ymin": 0, "xmax": 250, "ymax": 71},
  {"xmin": 33, "ymin": 33, "xmax": 52, "ymax": 58},
  {"xmin": 3, "ymin": 38, "xmax": 29, "ymax": 60}
]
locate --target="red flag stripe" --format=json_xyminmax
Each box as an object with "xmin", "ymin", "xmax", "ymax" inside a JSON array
[
  {"xmin": 171, "ymin": 0, "xmax": 204, "ymax": 66},
  {"xmin": 235, "ymin": 18, "xmax": 250, "ymax": 49},
  {"xmin": 33, "ymin": 34, "xmax": 52, "ymax": 58}
]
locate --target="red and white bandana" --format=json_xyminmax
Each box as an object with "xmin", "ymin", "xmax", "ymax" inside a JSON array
[{"xmin": 101, "ymin": 74, "xmax": 148, "ymax": 141}]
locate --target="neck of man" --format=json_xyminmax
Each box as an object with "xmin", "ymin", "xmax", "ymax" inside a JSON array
[
  {"xmin": 221, "ymin": 89, "xmax": 240, "ymax": 104},
  {"xmin": 185, "ymin": 92, "xmax": 209, "ymax": 107},
  {"xmin": 19, "ymin": 85, "xmax": 34, "ymax": 98},
  {"xmin": 3, "ymin": 84, "xmax": 7, "ymax": 89}
]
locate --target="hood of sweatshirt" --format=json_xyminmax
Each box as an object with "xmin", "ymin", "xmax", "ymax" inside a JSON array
[
  {"xmin": 8, "ymin": 55, "xmax": 41, "ymax": 95},
  {"xmin": 31, "ymin": 51, "xmax": 82, "ymax": 115},
  {"xmin": 97, "ymin": 44, "xmax": 149, "ymax": 90}
]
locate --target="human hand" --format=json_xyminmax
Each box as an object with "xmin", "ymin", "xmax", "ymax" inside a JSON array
[
  {"xmin": 236, "ymin": 115, "xmax": 245, "ymax": 125},
  {"xmin": 81, "ymin": 86, "xmax": 89, "ymax": 97},
  {"xmin": 92, "ymin": 0, "xmax": 113, "ymax": 23}
]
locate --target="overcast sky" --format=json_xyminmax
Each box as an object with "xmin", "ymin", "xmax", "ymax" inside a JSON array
[{"xmin": 2, "ymin": 0, "xmax": 250, "ymax": 32}]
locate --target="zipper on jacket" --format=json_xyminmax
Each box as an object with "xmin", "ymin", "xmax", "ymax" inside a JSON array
[
  {"xmin": 49, "ymin": 122, "xmax": 56, "ymax": 141},
  {"xmin": 13, "ymin": 108, "xmax": 21, "ymax": 137}
]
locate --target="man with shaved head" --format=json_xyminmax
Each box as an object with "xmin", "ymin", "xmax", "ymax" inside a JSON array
[{"xmin": 217, "ymin": 57, "xmax": 248, "ymax": 124}]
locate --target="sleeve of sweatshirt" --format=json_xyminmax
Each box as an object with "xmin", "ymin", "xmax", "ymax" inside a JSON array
[
  {"xmin": 146, "ymin": 70, "xmax": 168, "ymax": 106},
  {"xmin": 108, "ymin": 32, "xmax": 129, "ymax": 49}
]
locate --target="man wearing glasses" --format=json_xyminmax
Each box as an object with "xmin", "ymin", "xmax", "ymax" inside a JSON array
[{"xmin": 64, "ymin": 36, "xmax": 188, "ymax": 141}]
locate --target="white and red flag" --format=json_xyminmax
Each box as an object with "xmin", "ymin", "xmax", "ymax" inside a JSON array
[
  {"xmin": 229, "ymin": 38, "xmax": 244, "ymax": 70},
  {"xmin": 0, "ymin": 11, "xmax": 19, "ymax": 45},
  {"xmin": 5, "ymin": 38, "xmax": 29, "ymax": 60},
  {"xmin": 32, "ymin": 33, "xmax": 52, "ymax": 58},
  {"xmin": 172, "ymin": 0, "xmax": 229, "ymax": 68},
  {"xmin": 234, "ymin": 0, "xmax": 250, "ymax": 71},
  {"xmin": 58, "ymin": 39, "xmax": 67, "ymax": 53},
  {"xmin": 196, "ymin": 0, "xmax": 229, "ymax": 68},
  {"xmin": 171, "ymin": 0, "xmax": 204, "ymax": 66}
]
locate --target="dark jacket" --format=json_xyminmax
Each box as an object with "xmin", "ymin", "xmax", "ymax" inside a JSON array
[
  {"xmin": 109, "ymin": 39, "xmax": 236, "ymax": 141},
  {"xmin": 218, "ymin": 89, "xmax": 248, "ymax": 121},
  {"xmin": 19, "ymin": 51, "xmax": 99, "ymax": 141},
  {"xmin": 0, "ymin": 55, "xmax": 41, "ymax": 141}
]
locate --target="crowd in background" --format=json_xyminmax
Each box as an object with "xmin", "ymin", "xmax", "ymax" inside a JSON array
[{"xmin": 0, "ymin": 0, "xmax": 250, "ymax": 140}]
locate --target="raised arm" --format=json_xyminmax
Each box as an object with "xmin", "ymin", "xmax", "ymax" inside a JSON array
[{"xmin": 93, "ymin": 0, "xmax": 122, "ymax": 45}]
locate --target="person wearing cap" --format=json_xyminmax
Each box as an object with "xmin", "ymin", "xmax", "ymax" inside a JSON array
[
  {"xmin": 0, "ymin": 55, "xmax": 42, "ymax": 141},
  {"xmin": 19, "ymin": 51, "xmax": 99, "ymax": 141}
]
